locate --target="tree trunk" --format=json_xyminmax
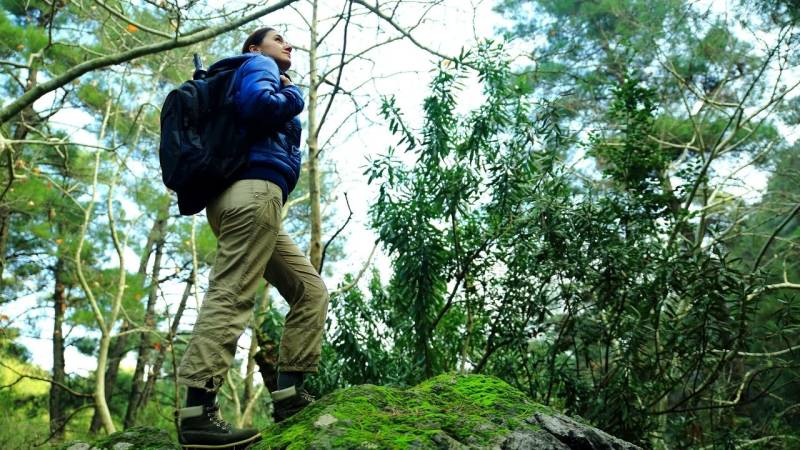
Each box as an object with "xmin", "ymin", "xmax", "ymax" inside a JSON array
[
  {"xmin": 75, "ymin": 104, "xmax": 117, "ymax": 435},
  {"xmin": 124, "ymin": 207, "xmax": 168, "ymax": 428},
  {"xmin": 253, "ymin": 288, "xmax": 278, "ymax": 393},
  {"xmin": 241, "ymin": 324, "xmax": 259, "ymax": 427},
  {"xmin": 49, "ymin": 258, "xmax": 67, "ymax": 441},
  {"xmin": 0, "ymin": 205, "xmax": 8, "ymax": 285},
  {"xmin": 94, "ymin": 331, "xmax": 115, "ymax": 433},
  {"xmin": 89, "ymin": 321, "xmax": 131, "ymax": 433},
  {"xmin": 140, "ymin": 276, "xmax": 192, "ymax": 409},
  {"xmin": 90, "ymin": 203, "xmax": 166, "ymax": 432},
  {"xmin": 458, "ymin": 277, "xmax": 474, "ymax": 375},
  {"xmin": 307, "ymin": 0, "xmax": 323, "ymax": 272}
]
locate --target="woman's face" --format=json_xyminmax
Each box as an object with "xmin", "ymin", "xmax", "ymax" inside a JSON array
[{"xmin": 249, "ymin": 30, "xmax": 293, "ymax": 72}]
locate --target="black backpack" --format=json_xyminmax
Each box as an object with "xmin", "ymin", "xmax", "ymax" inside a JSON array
[{"xmin": 159, "ymin": 55, "xmax": 251, "ymax": 215}]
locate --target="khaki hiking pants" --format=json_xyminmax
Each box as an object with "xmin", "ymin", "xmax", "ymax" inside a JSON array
[{"xmin": 177, "ymin": 179, "xmax": 330, "ymax": 392}]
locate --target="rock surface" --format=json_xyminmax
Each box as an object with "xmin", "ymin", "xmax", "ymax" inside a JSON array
[
  {"xmin": 60, "ymin": 426, "xmax": 178, "ymax": 450},
  {"xmin": 60, "ymin": 374, "xmax": 640, "ymax": 449}
]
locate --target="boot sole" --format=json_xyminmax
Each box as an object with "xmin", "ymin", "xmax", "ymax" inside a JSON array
[{"xmin": 180, "ymin": 432, "xmax": 261, "ymax": 450}]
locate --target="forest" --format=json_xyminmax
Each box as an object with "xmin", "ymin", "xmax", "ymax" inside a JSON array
[{"xmin": 0, "ymin": 0, "xmax": 799, "ymax": 448}]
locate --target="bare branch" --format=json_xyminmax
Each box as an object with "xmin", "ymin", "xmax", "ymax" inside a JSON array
[
  {"xmin": 3, "ymin": 138, "xmax": 122, "ymax": 152},
  {"xmin": 712, "ymin": 344, "xmax": 800, "ymax": 358},
  {"xmin": 0, "ymin": 0, "xmax": 300, "ymax": 125},
  {"xmin": 735, "ymin": 435, "xmax": 800, "ymax": 448},
  {"xmin": 35, "ymin": 403, "xmax": 94, "ymax": 446},
  {"xmin": 316, "ymin": 0, "xmax": 353, "ymax": 138},
  {"xmin": 351, "ymin": 0, "xmax": 467, "ymax": 66},
  {"xmin": 752, "ymin": 201, "xmax": 800, "ymax": 271},
  {"xmin": 316, "ymin": 2, "xmax": 348, "ymax": 46},
  {"xmin": 0, "ymin": 60, "xmax": 29, "ymax": 69},
  {"xmin": 331, "ymin": 242, "xmax": 377, "ymax": 295},
  {"xmin": 318, "ymin": 35, "xmax": 404, "ymax": 82},
  {"xmin": 319, "ymin": 192, "xmax": 353, "ymax": 274},
  {"xmin": 746, "ymin": 281, "xmax": 800, "ymax": 302},
  {"xmin": 240, "ymin": 385, "xmax": 264, "ymax": 428},
  {"xmin": 704, "ymin": 142, "xmax": 774, "ymax": 208},
  {"xmin": 225, "ymin": 371, "xmax": 242, "ymax": 424},
  {"xmin": 0, "ymin": 360, "xmax": 92, "ymax": 398},
  {"xmin": 74, "ymin": 102, "xmax": 112, "ymax": 335},
  {"xmin": 92, "ymin": 0, "xmax": 172, "ymax": 38},
  {"xmin": 282, "ymin": 192, "xmax": 310, "ymax": 220}
]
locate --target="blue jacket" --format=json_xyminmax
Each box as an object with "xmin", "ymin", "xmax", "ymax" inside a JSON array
[{"xmin": 208, "ymin": 53, "xmax": 305, "ymax": 203}]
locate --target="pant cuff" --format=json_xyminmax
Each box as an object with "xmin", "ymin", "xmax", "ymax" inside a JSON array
[
  {"xmin": 177, "ymin": 375, "xmax": 224, "ymax": 392},
  {"xmin": 278, "ymin": 365, "xmax": 318, "ymax": 373}
]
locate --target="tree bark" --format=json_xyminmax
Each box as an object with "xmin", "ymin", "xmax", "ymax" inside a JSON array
[
  {"xmin": 241, "ymin": 322, "xmax": 259, "ymax": 427},
  {"xmin": 89, "ymin": 320, "xmax": 131, "ymax": 433},
  {"xmin": 49, "ymin": 258, "xmax": 67, "ymax": 441},
  {"xmin": 307, "ymin": 0, "xmax": 323, "ymax": 272},
  {"xmin": 253, "ymin": 288, "xmax": 278, "ymax": 393},
  {"xmin": 0, "ymin": 205, "xmax": 8, "ymax": 286},
  {"xmin": 94, "ymin": 331, "xmax": 114, "ymax": 433},
  {"xmin": 124, "ymin": 206, "xmax": 168, "ymax": 428}
]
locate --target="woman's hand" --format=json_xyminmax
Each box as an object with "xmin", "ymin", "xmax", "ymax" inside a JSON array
[{"xmin": 280, "ymin": 74, "xmax": 293, "ymax": 87}]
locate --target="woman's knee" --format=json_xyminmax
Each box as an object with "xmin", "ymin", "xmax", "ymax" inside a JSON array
[{"xmin": 308, "ymin": 275, "xmax": 329, "ymax": 306}]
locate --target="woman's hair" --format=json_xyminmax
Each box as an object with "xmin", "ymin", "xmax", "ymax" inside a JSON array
[{"xmin": 241, "ymin": 27, "xmax": 275, "ymax": 54}]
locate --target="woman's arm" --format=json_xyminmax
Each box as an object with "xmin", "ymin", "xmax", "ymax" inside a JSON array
[{"xmin": 235, "ymin": 55, "xmax": 305, "ymax": 123}]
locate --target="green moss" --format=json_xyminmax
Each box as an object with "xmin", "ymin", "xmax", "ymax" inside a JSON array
[
  {"xmin": 254, "ymin": 373, "xmax": 547, "ymax": 450},
  {"xmin": 54, "ymin": 374, "xmax": 554, "ymax": 450}
]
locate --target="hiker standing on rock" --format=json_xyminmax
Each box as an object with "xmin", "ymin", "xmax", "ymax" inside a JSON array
[{"xmin": 175, "ymin": 27, "xmax": 330, "ymax": 449}]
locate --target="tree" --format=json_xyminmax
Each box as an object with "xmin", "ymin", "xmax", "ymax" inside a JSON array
[
  {"xmin": 492, "ymin": 1, "xmax": 800, "ymax": 445},
  {"xmin": 341, "ymin": 24, "xmax": 799, "ymax": 447}
]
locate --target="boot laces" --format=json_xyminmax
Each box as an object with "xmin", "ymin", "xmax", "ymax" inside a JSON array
[
  {"xmin": 300, "ymin": 390, "xmax": 315, "ymax": 403},
  {"xmin": 207, "ymin": 406, "xmax": 232, "ymax": 432}
]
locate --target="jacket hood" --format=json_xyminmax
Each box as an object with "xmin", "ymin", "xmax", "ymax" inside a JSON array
[{"xmin": 207, "ymin": 53, "xmax": 259, "ymax": 75}]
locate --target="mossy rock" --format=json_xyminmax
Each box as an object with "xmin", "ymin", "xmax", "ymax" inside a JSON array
[
  {"xmin": 58, "ymin": 374, "xmax": 639, "ymax": 450},
  {"xmin": 58, "ymin": 426, "xmax": 179, "ymax": 450},
  {"xmin": 254, "ymin": 373, "xmax": 640, "ymax": 450}
]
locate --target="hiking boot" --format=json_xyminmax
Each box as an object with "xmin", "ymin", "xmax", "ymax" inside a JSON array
[
  {"xmin": 177, "ymin": 403, "xmax": 261, "ymax": 449},
  {"xmin": 271, "ymin": 385, "xmax": 315, "ymax": 423}
]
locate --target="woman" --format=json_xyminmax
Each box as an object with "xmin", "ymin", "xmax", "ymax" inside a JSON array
[{"xmin": 175, "ymin": 27, "xmax": 330, "ymax": 449}]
